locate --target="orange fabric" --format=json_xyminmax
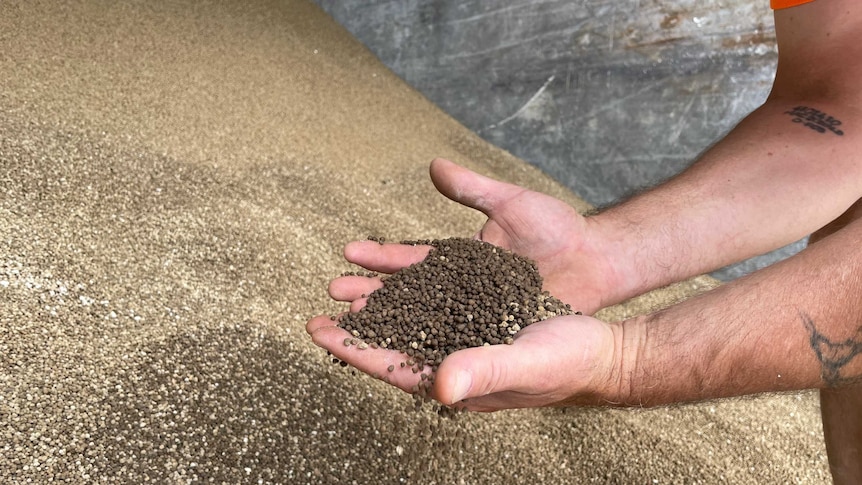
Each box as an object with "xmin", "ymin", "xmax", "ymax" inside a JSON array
[{"xmin": 771, "ymin": 0, "xmax": 816, "ymax": 9}]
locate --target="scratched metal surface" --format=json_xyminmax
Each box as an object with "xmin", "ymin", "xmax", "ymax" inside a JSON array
[{"xmin": 314, "ymin": 0, "xmax": 805, "ymax": 280}]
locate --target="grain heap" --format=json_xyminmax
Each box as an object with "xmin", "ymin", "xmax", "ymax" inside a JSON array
[{"xmin": 338, "ymin": 237, "xmax": 575, "ymax": 408}]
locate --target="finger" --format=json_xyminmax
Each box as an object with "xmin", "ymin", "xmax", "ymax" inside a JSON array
[
  {"xmin": 328, "ymin": 276, "xmax": 383, "ymax": 302},
  {"xmin": 305, "ymin": 313, "xmax": 342, "ymax": 334},
  {"xmin": 344, "ymin": 240, "xmax": 432, "ymax": 274},
  {"xmin": 435, "ymin": 317, "xmax": 611, "ymax": 409},
  {"xmin": 446, "ymin": 388, "xmax": 559, "ymax": 412},
  {"xmin": 306, "ymin": 315, "xmax": 429, "ymax": 393},
  {"xmin": 434, "ymin": 344, "xmax": 513, "ymax": 405},
  {"xmin": 349, "ymin": 298, "xmax": 368, "ymax": 313},
  {"xmin": 429, "ymin": 158, "xmax": 526, "ymax": 217},
  {"xmin": 433, "ymin": 341, "xmax": 539, "ymax": 407},
  {"xmin": 451, "ymin": 392, "xmax": 526, "ymax": 412}
]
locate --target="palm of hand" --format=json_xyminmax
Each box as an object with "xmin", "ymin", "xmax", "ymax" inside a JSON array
[
  {"xmin": 475, "ymin": 188, "xmax": 604, "ymax": 313},
  {"xmin": 429, "ymin": 159, "xmax": 610, "ymax": 314}
]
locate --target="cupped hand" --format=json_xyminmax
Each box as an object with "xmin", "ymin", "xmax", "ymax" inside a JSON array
[
  {"xmin": 343, "ymin": 158, "xmax": 617, "ymax": 315},
  {"xmin": 308, "ymin": 297, "xmax": 620, "ymax": 411},
  {"xmin": 434, "ymin": 313, "xmax": 619, "ymax": 411}
]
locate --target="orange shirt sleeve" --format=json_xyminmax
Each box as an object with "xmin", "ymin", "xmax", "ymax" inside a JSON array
[{"xmin": 771, "ymin": 0, "xmax": 816, "ymax": 9}]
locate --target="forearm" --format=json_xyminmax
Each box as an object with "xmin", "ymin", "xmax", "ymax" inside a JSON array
[
  {"xmin": 588, "ymin": 98, "xmax": 862, "ymax": 305},
  {"xmin": 608, "ymin": 215, "xmax": 862, "ymax": 406}
]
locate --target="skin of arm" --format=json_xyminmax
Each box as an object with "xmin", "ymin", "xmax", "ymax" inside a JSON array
[
  {"xmin": 611, "ymin": 212, "xmax": 862, "ymax": 407},
  {"xmin": 590, "ymin": 0, "xmax": 862, "ymax": 306}
]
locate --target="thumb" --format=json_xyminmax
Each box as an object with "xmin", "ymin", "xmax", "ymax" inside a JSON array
[
  {"xmin": 429, "ymin": 158, "xmax": 526, "ymax": 217},
  {"xmin": 434, "ymin": 343, "xmax": 527, "ymax": 405}
]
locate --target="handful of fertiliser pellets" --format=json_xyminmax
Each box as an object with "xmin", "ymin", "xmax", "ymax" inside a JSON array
[{"xmin": 336, "ymin": 237, "xmax": 576, "ymax": 414}]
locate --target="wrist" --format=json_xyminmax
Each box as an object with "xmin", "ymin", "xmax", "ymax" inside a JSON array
[
  {"xmin": 611, "ymin": 317, "xmax": 643, "ymax": 406},
  {"xmin": 581, "ymin": 214, "xmax": 648, "ymax": 309},
  {"xmin": 577, "ymin": 318, "xmax": 643, "ymax": 407},
  {"xmin": 588, "ymin": 315, "xmax": 658, "ymax": 407}
]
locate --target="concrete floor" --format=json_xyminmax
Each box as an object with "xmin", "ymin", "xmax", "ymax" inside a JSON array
[{"xmin": 313, "ymin": 0, "xmax": 807, "ymax": 280}]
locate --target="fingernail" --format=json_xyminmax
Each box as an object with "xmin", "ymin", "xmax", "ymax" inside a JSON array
[{"xmin": 450, "ymin": 369, "xmax": 472, "ymax": 402}]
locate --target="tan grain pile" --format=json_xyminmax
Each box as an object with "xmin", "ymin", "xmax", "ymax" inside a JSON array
[{"xmin": 0, "ymin": 0, "xmax": 828, "ymax": 483}]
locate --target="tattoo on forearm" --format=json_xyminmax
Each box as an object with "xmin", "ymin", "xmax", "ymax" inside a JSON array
[
  {"xmin": 784, "ymin": 106, "xmax": 845, "ymax": 136},
  {"xmin": 800, "ymin": 312, "xmax": 862, "ymax": 386}
]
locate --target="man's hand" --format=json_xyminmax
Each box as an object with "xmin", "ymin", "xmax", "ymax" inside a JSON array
[
  {"xmin": 307, "ymin": 276, "xmax": 620, "ymax": 411},
  {"xmin": 340, "ymin": 158, "xmax": 619, "ymax": 315},
  {"xmin": 433, "ymin": 314, "xmax": 618, "ymax": 411}
]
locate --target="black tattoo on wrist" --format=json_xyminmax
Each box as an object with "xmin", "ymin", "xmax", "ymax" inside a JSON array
[
  {"xmin": 800, "ymin": 311, "xmax": 862, "ymax": 386},
  {"xmin": 784, "ymin": 106, "xmax": 844, "ymax": 136}
]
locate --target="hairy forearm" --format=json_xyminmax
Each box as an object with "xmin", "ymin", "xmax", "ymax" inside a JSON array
[
  {"xmin": 608, "ymin": 216, "xmax": 862, "ymax": 406},
  {"xmin": 588, "ymin": 98, "xmax": 862, "ymax": 305}
]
